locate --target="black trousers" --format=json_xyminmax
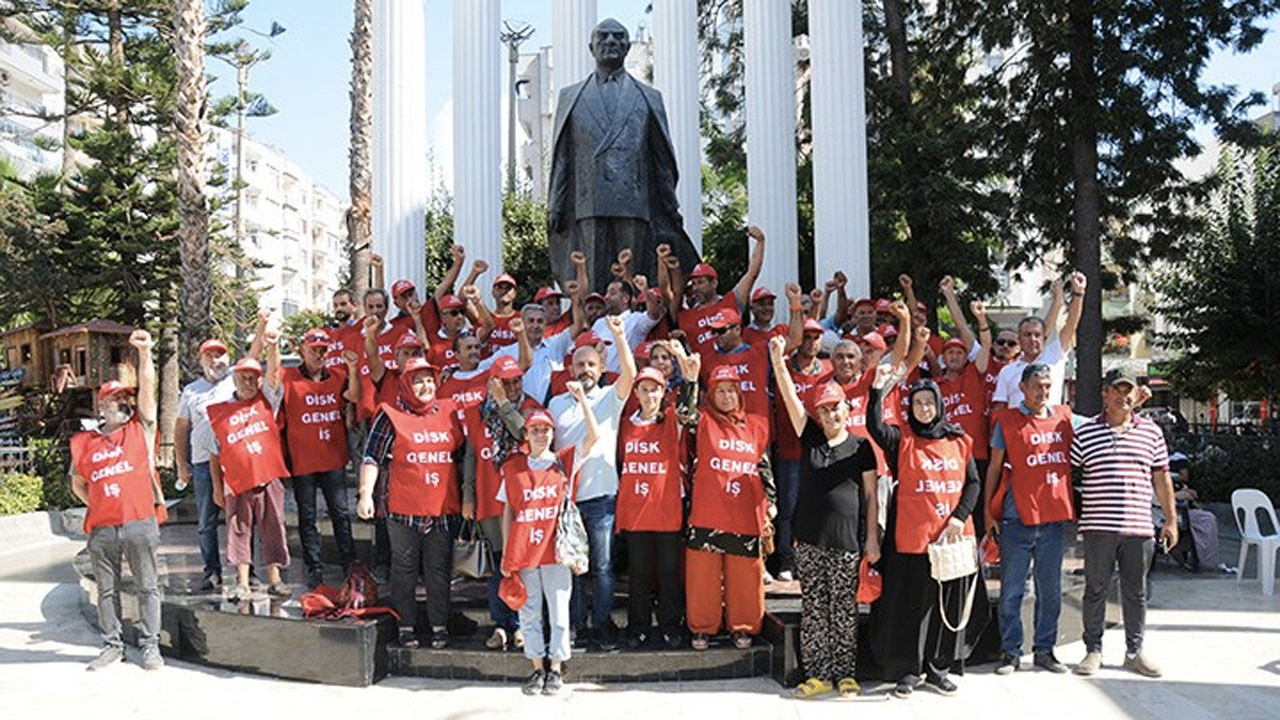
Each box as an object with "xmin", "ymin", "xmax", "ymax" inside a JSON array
[
  {"xmin": 623, "ymin": 530, "xmax": 683, "ymax": 636},
  {"xmin": 387, "ymin": 520, "xmax": 452, "ymax": 631}
]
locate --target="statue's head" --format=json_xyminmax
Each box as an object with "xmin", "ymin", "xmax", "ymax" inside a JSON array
[{"xmin": 589, "ymin": 18, "xmax": 630, "ymax": 72}]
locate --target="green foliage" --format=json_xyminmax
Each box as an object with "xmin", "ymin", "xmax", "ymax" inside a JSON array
[
  {"xmin": 280, "ymin": 308, "xmax": 332, "ymax": 347},
  {"xmin": 500, "ymin": 193, "xmax": 555, "ymax": 306},
  {"xmin": 1156, "ymin": 138, "xmax": 1280, "ymax": 403},
  {"xmin": 1171, "ymin": 434, "xmax": 1280, "ymax": 504},
  {"xmin": 29, "ymin": 438, "xmax": 78, "ymax": 511},
  {"xmin": 0, "ymin": 473, "xmax": 42, "ymax": 515}
]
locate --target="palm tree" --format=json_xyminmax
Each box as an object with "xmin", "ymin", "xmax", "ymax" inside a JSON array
[
  {"xmin": 347, "ymin": 0, "xmax": 374, "ymax": 299},
  {"xmin": 173, "ymin": 0, "xmax": 211, "ymax": 379}
]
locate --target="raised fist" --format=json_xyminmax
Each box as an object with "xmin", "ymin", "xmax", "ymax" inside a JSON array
[
  {"xmin": 617, "ymin": 248, "xmax": 633, "ymax": 267},
  {"xmin": 940, "ymin": 275, "xmax": 955, "ymax": 294},
  {"xmin": 564, "ymin": 280, "xmax": 580, "ymax": 296},
  {"xmin": 747, "ymin": 225, "xmax": 765, "ymax": 243},
  {"xmin": 809, "ymin": 288, "xmax": 823, "ymax": 304},
  {"xmin": 889, "ymin": 300, "xmax": 910, "ymax": 321},
  {"xmin": 370, "ymin": 254, "xmax": 384, "ymax": 268},
  {"xmin": 768, "ymin": 334, "xmax": 787, "ymax": 359},
  {"xmin": 461, "ymin": 284, "xmax": 481, "ymax": 302},
  {"xmin": 363, "ymin": 315, "xmax": 381, "ymax": 336},
  {"xmin": 656, "ymin": 244, "xmax": 671, "ymax": 259},
  {"xmin": 833, "ymin": 271, "xmax": 847, "ymax": 289},
  {"xmin": 1069, "ymin": 271, "xmax": 1087, "ymax": 294},
  {"xmin": 342, "ymin": 349, "xmax": 359, "ymax": 366},
  {"xmin": 256, "ymin": 307, "xmax": 271, "ymax": 325},
  {"xmin": 128, "ymin": 329, "xmax": 154, "ymax": 350},
  {"xmin": 449, "ymin": 245, "xmax": 465, "ymax": 263},
  {"xmin": 784, "ymin": 283, "xmax": 803, "ymax": 302},
  {"xmin": 508, "ymin": 317, "xmax": 525, "ymax": 335},
  {"xmin": 264, "ymin": 329, "xmax": 280, "ymax": 344},
  {"xmin": 611, "ymin": 262, "xmax": 626, "ymax": 279},
  {"xmin": 898, "ymin": 273, "xmax": 913, "ymax": 291},
  {"xmin": 471, "ymin": 259, "xmax": 489, "ymax": 275},
  {"xmin": 566, "ymin": 380, "xmax": 585, "ymax": 397},
  {"xmin": 632, "ymin": 275, "xmax": 649, "ymax": 294},
  {"xmin": 970, "ymin": 300, "xmax": 986, "ymax": 319},
  {"xmin": 605, "ymin": 314, "xmax": 625, "ymax": 335},
  {"xmin": 824, "ymin": 278, "xmax": 839, "ymax": 292},
  {"xmin": 570, "ymin": 251, "xmax": 586, "ymax": 268},
  {"xmin": 914, "ymin": 326, "xmax": 931, "ymax": 343}
]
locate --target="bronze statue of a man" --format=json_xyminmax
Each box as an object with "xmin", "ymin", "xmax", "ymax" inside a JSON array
[{"xmin": 547, "ymin": 18, "xmax": 700, "ymax": 293}]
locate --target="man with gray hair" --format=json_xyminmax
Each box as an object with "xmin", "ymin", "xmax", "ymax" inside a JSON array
[
  {"xmin": 494, "ymin": 292, "xmax": 584, "ymax": 405},
  {"xmin": 991, "ymin": 272, "xmax": 1086, "ymax": 412}
]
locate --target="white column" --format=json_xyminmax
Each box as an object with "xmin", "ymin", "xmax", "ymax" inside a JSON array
[
  {"xmin": 652, "ymin": 0, "xmax": 702, "ymax": 251},
  {"xmin": 372, "ymin": 0, "xmax": 428, "ymax": 292},
  {"xmin": 810, "ymin": 0, "xmax": 870, "ymax": 298},
  {"xmin": 454, "ymin": 0, "xmax": 504, "ymax": 273},
  {"xmin": 552, "ymin": 0, "xmax": 597, "ymax": 95},
  {"xmin": 744, "ymin": 0, "xmax": 798, "ymax": 296}
]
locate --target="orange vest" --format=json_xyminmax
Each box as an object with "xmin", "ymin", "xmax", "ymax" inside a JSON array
[
  {"xmin": 617, "ymin": 411, "xmax": 685, "ymax": 533},
  {"xmin": 207, "ymin": 395, "xmax": 289, "ymax": 495},
  {"xmin": 895, "ymin": 433, "xmax": 974, "ymax": 554},
  {"xmin": 500, "ymin": 450, "xmax": 573, "ymax": 571},
  {"xmin": 383, "ymin": 402, "xmax": 464, "ymax": 517},
  {"xmin": 990, "ymin": 406, "xmax": 1075, "ymax": 525},
  {"xmin": 71, "ymin": 419, "xmax": 156, "ymax": 533},
  {"xmin": 280, "ymin": 366, "xmax": 349, "ymax": 475},
  {"xmin": 689, "ymin": 413, "xmax": 770, "ymax": 536}
]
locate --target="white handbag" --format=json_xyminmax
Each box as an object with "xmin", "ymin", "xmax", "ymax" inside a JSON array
[{"xmin": 928, "ymin": 535, "xmax": 979, "ymax": 633}]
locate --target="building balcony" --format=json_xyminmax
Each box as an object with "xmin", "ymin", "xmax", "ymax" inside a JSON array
[{"xmin": 0, "ymin": 43, "xmax": 61, "ymax": 94}]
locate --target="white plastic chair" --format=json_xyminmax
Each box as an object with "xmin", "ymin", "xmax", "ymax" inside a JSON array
[{"xmin": 1231, "ymin": 488, "xmax": 1280, "ymax": 596}]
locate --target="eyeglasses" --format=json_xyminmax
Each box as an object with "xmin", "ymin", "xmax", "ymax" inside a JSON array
[
  {"xmin": 442, "ymin": 309, "xmax": 463, "ymax": 317},
  {"xmin": 995, "ymin": 338, "xmax": 1019, "ymax": 347},
  {"xmin": 711, "ymin": 325, "xmax": 737, "ymax": 336}
]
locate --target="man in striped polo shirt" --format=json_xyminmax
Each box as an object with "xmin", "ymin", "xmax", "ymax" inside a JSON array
[{"xmin": 1070, "ymin": 368, "xmax": 1177, "ymax": 678}]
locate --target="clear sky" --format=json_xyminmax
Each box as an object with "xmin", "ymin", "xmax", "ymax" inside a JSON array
[{"xmin": 216, "ymin": 1, "xmax": 1280, "ymax": 203}]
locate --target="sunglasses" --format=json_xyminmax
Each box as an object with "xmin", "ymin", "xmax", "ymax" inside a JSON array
[
  {"xmin": 442, "ymin": 309, "xmax": 464, "ymax": 317},
  {"xmin": 711, "ymin": 325, "xmax": 738, "ymax": 336},
  {"xmin": 995, "ymin": 338, "xmax": 1019, "ymax": 347}
]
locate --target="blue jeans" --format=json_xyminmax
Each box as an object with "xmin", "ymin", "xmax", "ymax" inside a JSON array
[
  {"xmin": 772, "ymin": 459, "xmax": 800, "ymax": 573},
  {"xmin": 998, "ymin": 517, "xmax": 1067, "ymax": 656},
  {"xmin": 292, "ymin": 468, "xmax": 356, "ymax": 575},
  {"xmin": 570, "ymin": 494, "xmax": 616, "ymax": 631},
  {"xmin": 191, "ymin": 462, "xmax": 222, "ymax": 579}
]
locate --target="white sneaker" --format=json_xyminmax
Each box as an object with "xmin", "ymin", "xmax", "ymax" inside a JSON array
[
  {"xmin": 485, "ymin": 627, "xmax": 508, "ymax": 650},
  {"xmin": 763, "ymin": 571, "xmax": 775, "ymax": 585},
  {"xmin": 778, "ymin": 571, "xmax": 794, "ymax": 582}
]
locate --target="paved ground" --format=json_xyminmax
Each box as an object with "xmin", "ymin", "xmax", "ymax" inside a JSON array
[{"xmin": 2, "ymin": 534, "xmax": 1277, "ymax": 720}]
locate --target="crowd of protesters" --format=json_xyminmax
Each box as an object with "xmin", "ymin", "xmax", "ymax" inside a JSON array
[{"xmin": 73, "ymin": 230, "xmax": 1177, "ymax": 700}]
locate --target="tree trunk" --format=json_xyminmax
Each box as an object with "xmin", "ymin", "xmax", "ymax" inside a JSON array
[
  {"xmin": 157, "ymin": 323, "xmax": 179, "ymax": 466},
  {"xmin": 882, "ymin": 0, "xmax": 912, "ymax": 110},
  {"xmin": 107, "ymin": 1, "xmax": 127, "ymax": 125},
  {"xmin": 60, "ymin": 9, "xmax": 77, "ymax": 179},
  {"xmin": 173, "ymin": 0, "xmax": 212, "ymax": 382},
  {"xmin": 347, "ymin": 0, "xmax": 374, "ymax": 302},
  {"xmin": 1069, "ymin": 0, "xmax": 1102, "ymax": 414}
]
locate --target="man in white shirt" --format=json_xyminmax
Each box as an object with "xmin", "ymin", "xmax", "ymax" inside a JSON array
[
  {"xmin": 494, "ymin": 303, "xmax": 580, "ymax": 405},
  {"xmin": 992, "ymin": 272, "xmax": 1086, "ymax": 411},
  {"xmin": 545, "ymin": 314, "xmax": 635, "ymax": 650}
]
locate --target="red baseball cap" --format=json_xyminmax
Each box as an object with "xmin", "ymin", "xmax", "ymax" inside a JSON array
[
  {"xmin": 751, "ymin": 287, "xmax": 776, "ymax": 302},
  {"xmin": 232, "ymin": 357, "xmax": 262, "ymax": 376},
  {"xmin": 808, "ymin": 381, "xmax": 846, "ymax": 410},
  {"xmin": 856, "ymin": 332, "xmax": 887, "ymax": 352},
  {"xmin": 877, "ymin": 323, "xmax": 899, "ymax": 339},
  {"xmin": 852, "ymin": 297, "xmax": 875, "ymax": 310},
  {"xmin": 802, "ymin": 318, "xmax": 825, "ymax": 335},
  {"xmin": 199, "ymin": 339, "xmax": 228, "ymax": 356},
  {"xmin": 524, "ymin": 408, "xmax": 555, "ymax": 428},
  {"xmin": 391, "ymin": 279, "xmax": 416, "ymax": 298},
  {"xmin": 688, "ymin": 262, "xmax": 719, "ymax": 281},
  {"xmin": 635, "ymin": 367, "xmax": 666, "ymax": 389},
  {"xmin": 394, "ymin": 333, "xmax": 425, "ymax": 350},
  {"xmin": 400, "ymin": 356, "xmax": 437, "ymax": 377},
  {"xmin": 585, "ymin": 292, "xmax": 606, "ymax": 305},
  {"xmin": 709, "ymin": 364, "xmax": 740, "ymax": 385},
  {"xmin": 303, "ymin": 329, "xmax": 331, "ymax": 347},
  {"xmin": 493, "ymin": 273, "xmax": 517, "ymax": 288},
  {"xmin": 573, "ymin": 330, "xmax": 611, "ymax": 349},
  {"xmin": 534, "ymin": 286, "xmax": 563, "ymax": 302},
  {"xmin": 438, "ymin": 294, "xmax": 465, "ymax": 311},
  {"xmin": 491, "ymin": 355, "xmax": 523, "ymax": 380},
  {"xmin": 942, "ymin": 338, "xmax": 967, "ymax": 354},
  {"xmin": 874, "ymin": 299, "xmax": 892, "ymax": 312},
  {"xmin": 97, "ymin": 380, "xmax": 135, "ymax": 404},
  {"xmin": 708, "ymin": 308, "xmax": 742, "ymax": 330},
  {"xmin": 634, "ymin": 341, "xmax": 653, "ymax": 360}
]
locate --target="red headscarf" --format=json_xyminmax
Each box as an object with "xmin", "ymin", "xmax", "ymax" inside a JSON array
[{"xmin": 397, "ymin": 359, "xmax": 437, "ymax": 415}]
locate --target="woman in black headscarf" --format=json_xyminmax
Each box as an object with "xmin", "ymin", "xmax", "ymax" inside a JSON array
[{"xmin": 866, "ymin": 363, "xmax": 986, "ymax": 699}]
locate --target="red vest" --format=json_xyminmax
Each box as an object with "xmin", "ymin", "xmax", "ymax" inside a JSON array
[
  {"xmin": 991, "ymin": 406, "xmax": 1075, "ymax": 525},
  {"xmin": 71, "ymin": 419, "xmax": 156, "ymax": 533},
  {"xmin": 207, "ymin": 395, "xmax": 289, "ymax": 496},
  {"xmin": 357, "ymin": 324, "xmax": 407, "ymax": 420},
  {"xmin": 461, "ymin": 396, "xmax": 542, "ymax": 521},
  {"xmin": 689, "ymin": 413, "xmax": 770, "ymax": 536},
  {"xmin": 895, "ymin": 434, "xmax": 974, "ymax": 554},
  {"xmin": 383, "ymin": 402, "xmax": 464, "ymax": 517},
  {"xmin": 617, "ymin": 411, "xmax": 685, "ymax": 532},
  {"xmin": 280, "ymin": 366, "xmax": 349, "ymax": 475},
  {"xmin": 936, "ymin": 364, "xmax": 990, "ymax": 460},
  {"xmin": 439, "ymin": 369, "xmax": 490, "ymax": 413},
  {"xmin": 426, "ymin": 330, "xmax": 460, "ymax": 372},
  {"xmin": 841, "ymin": 373, "xmax": 890, "ymax": 476},
  {"xmin": 546, "ymin": 314, "xmax": 571, "ymax": 337},
  {"xmin": 677, "ymin": 291, "xmax": 739, "ymax": 359},
  {"xmin": 485, "ymin": 312, "xmax": 519, "ymax": 352},
  {"xmin": 700, "ymin": 343, "xmax": 772, "ymax": 430},
  {"xmin": 324, "ymin": 322, "xmax": 360, "ymax": 369},
  {"xmin": 389, "ymin": 301, "xmax": 441, "ymax": 338},
  {"xmin": 774, "ymin": 358, "xmax": 832, "ymax": 462},
  {"xmin": 500, "ymin": 450, "xmax": 573, "ymax": 571},
  {"xmin": 741, "ymin": 323, "xmax": 787, "ymax": 348}
]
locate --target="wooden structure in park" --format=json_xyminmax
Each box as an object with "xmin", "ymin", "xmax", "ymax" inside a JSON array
[{"xmin": 0, "ymin": 318, "xmax": 134, "ymax": 391}]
